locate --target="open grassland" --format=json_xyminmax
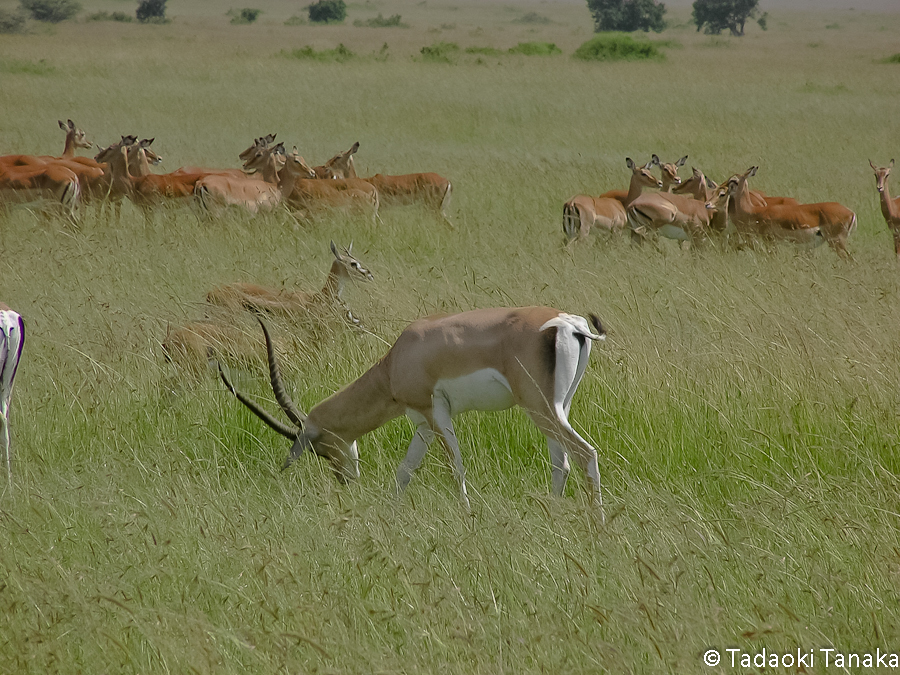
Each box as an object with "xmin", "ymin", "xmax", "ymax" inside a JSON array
[{"xmin": 2, "ymin": 0, "xmax": 900, "ymax": 672}]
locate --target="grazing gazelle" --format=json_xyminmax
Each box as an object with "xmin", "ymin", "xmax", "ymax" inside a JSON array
[
  {"xmin": 219, "ymin": 307, "xmax": 607, "ymax": 510},
  {"xmin": 0, "ymin": 303, "xmax": 25, "ymax": 480}
]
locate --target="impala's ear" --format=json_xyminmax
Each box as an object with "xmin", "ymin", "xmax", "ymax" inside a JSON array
[
  {"xmin": 331, "ymin": 240, "xmax": 339, "ymax": 258},
  {"xmin": 748, "ymin": 166, "xmax": 758, "ymax": 177},
  {"xmin": 677, "ymin": 155, "xmax": 688, "ymax": 166},
  {"xmin": 350, "ymin": 141, "xmax": 359, "ymax": 154},
  {"xmin": 626, "ymin": 157, "xmax": 635, "ymax": 170},
  {"xmin": 58, "ymin": 120, "xmax": 67, "ymax": 130},
  {"xmin": 266, "ymin": 133, "xmax": 276, "ymax": 144},
  {"xmin": 651, "ymin": 154, "xmax": 661, "ymax": 166},
  {"xmin": 891, "ymin": 159, "xmax": 896, "ymax": 169},
  {"xmin": 348, "ymin": 241, "xmax": 353, "ymax": 254}
]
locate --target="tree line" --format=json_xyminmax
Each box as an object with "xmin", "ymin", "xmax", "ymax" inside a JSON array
[{"xmin": 586, "ymin": 0, "xmax": 768, "ymax": 36}]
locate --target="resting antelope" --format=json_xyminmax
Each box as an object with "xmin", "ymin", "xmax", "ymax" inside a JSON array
[
  {"xmin": 563, "ymin": 157, "xmax": 662, "ymax": 243},
  {"xmin": 173, "ymin": 134, "xmax": 277, "ymax": 178},
  {"xmin": 219, "ymin": 307, "xmax": 607, "ymax": 510},
  {"xmin": 728, "ymin": 166, "xmax": 856, "ymax": 257},
  {"xmin": 206, "ymin": 241, "xmax": 373, "ymax": 325},
  {"xmin": 313, "ymin": 141, "xmax": 359, "ymax": 179},
  {"xmin": 0, "ymin": 303, "xmax": 24, "ymax": 481},
  {"xmin": 870, "ymin": 160, "xmax": 900, "ymax": 259},
  {"xmin": 163, "ymin": 320, "xmax": 280, "ymax": 377},
  {"xmin": 654, "ymin": 154, "xmax": 688, "ymax": 192}
]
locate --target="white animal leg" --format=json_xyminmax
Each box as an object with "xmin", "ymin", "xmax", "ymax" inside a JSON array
[
  {"xmin": 547, "ymin": 439, "xmax": 570, "ymax": 495},
  {"xmin": 431, "ymin": 395, "xmax": 470, "ymax": 509},
  {"xmin": 396, "ymin": 413, "xmax": 435, "ymax": 493}
]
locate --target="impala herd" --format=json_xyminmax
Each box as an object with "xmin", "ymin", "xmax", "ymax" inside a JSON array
[{"xmin": 1, "ymin": 121, "xmax": 897, "ymax": 511}]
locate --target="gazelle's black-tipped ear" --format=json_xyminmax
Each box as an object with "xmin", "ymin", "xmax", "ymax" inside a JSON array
[{"xmin": 350, "ymin": 141, "xmax": 360, "ymax": 154}]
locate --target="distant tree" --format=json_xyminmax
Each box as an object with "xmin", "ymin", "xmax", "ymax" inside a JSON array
[
  {"xmin": 586, "ymin": 0, "xmax": 666, "ymax": 33},
  {"xmin": 692, "ymin": 0, "xmax": 765, "ymax": 36},
  {"xmin": 19, "ymin": 0, "xmax": 81, "ymax": 23},
  {"xmin": 136, "ymin": 0, "xmax": 167, "ymax": 23},
  {"xmin": 307, "ymin": 0, "xmax": 346, "ymax": 24},
  {"xmin": 0, "ymin": 8, "xmax": 27, "ymax": 31}
]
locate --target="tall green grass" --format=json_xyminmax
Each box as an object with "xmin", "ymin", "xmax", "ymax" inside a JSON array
[{"xmin": 1, "ymin": 1, "xmax": 900, "ymax": 672}]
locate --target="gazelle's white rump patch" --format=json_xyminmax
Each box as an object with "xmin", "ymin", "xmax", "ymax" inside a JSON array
[{"xmin": 540, "ymin": 313, "xmax": 604, "ymax": 340}]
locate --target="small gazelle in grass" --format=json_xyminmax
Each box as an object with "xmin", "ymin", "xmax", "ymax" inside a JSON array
[
  {"xmin": 0, "ymin": 303, "xmax": 25, "ymax": 481},
  {"xmin": 870, "ymin": 160, "xmax": 900, "ymax": 259},
  {"xmin": 218, "ymin": 307, "xmax": 607, "ymax": 511},
  {"xmin": 206, "ymin": 241, "xmax": 374, "ymax": 325}
]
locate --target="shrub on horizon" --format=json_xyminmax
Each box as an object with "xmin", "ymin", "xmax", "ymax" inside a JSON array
[
  {"xmin": 353, "ymin": 13, "xmax": 406, "ymax": 28},
  {"xmin": 508, "ymin": 41, "xmax": 562, "ymax": 56},
  {"xmin": 19, "ymin": 0, "xmax": 80, "ymax": 23},
  {"xmin": 513, "ymin": 12, "xmax": 550, "ymax": 24},
  {"xmin": 573, "ymin": 33, "xmax": 665, "ymax": 60},
  {"xmin": 282, "ymin": 43, "xmax": 354, "ymax": 62},
  {"xmin": 0, "ymin": 8, "xmax": 27, "ymax": 32},
  {"xmin": 87, "ymin": 10, "xmax": 133, "ymax": 21},
  {"xmin": 136, "ymin": 0, "xmax": 167, "ymax": 24},
  {"xmin": 307, "ymin": 0, "xmax": 345, "ymax": 24},
  {"xmin": 586, "ymin": 0, "xmax": 666, "ymax": 33},
  {"xmin": 229, "ymin": 8, "xmax": 262, "ymax": 24},
  {"xmin": 420, "ymin": 41, "xmax": 460, "ymax": 63}
]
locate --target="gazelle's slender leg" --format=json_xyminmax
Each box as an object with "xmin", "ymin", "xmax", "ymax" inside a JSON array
[
  {"xmin": 547, "ymin": 439, "xmax": 570, "ymax": 495},
  {"xmin": 431, "ymin": 396, "xmax": 470, "ymax": 509},
  {"xmin": 396, "ymin": 411, "xmax": 434, "ymax": 493}
]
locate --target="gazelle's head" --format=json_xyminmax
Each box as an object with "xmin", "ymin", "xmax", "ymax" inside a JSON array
[
  {"xmin": 286, "ymin": 425, "xmax": 360, "ymax": 484},
  {"xmin": 652, "ymin": 154, "xmax": 687, "ymax": 190},
  {"xmin": 218, "ymin": 318, "xmax": 361, "ymax": 483},
  {"xmin": 60, "ymin": 119, "xmax": 92, "ymax": 150},
  {"xmin": 320, "ymin": 141, "xmax": 360, "ymax": 179},
  {"xmin": 870, "ymin": 159, "xmax": 894, "ymax": 194},
  {"xmin": 331, "ymin": 240, "xmax": 373, "ymax": 285},
  {"xmin": 238, "ymin": 133, "xmax": 276, "ymax": 163},
  {"xmin": 241, "ymin": 142, "xmax": 285, "ymax": 174},
  {"xmin": 626, "ymin": 157, "xmax": 663, "ymax": 189},
  {"xmin": 284, "ymin": 147, "xmax": 317, "ymax": 179},
  {"xmin": 138, "ymin": 138, "xmax": 163, "ymax": 166}
]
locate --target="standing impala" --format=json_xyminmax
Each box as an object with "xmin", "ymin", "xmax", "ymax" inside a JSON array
[
  {"xmin": 729, "ymin": 166, "xmax": 856, "ymax": 257},
  {"xmin": 870, "ymin": 160, "xmax": 900, "ymax": 259},
  {"xmin": 0, "ymin": 303, "xmax": 24, "ymax": 481},
  {"xmin": 219, "ymin": 307, "xmax": 607, "ymax": 510},
  {"xmin": 563, "ymin": 158, "xmax": 662, "ymax": 243}
]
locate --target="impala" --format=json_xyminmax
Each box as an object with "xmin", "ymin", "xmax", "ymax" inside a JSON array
[
  {"xmin": 173, "ymin": 134, "xmax": 277, "ymax": 177},
  {"xmin": 627, "ymin": 166, "xmax": 727, "ymax": 246},
  {"xmin": 321, "ymin": 142, "xmax": 452, "ymax": 225},
  {"xmin": 728, "ymin": 166, "xmax": 856, "ymax": 257},
  {"xmin": 163, "ymin": 320, "xmax": 276, "ymax": 377},
  {"xmin": 870, "ymin": 160, "xmax": 900, "ymax": 259},
  {"xmin": 195, "ymin": 142, "xmax": 283, "ymax": 215},
  {"xmin": 218, "ymin": 307, "xmax": 607, "ymax": 510},
  {"xmin": 207, "ymin": 241, "xmax": 373, "ymax": 324},
  {"xmin": 0, "ymin": 303, "xmax": 24, "ymax": 480},
  {"xmin": 0, "ymin": 119, "xmax": 96, "ymax": 169},
  {"xmin": 313, "ymin": 141, "xmax": 359, "ymax": 179},
  {"xmin": 654, "ymin": 154, "xmax": 688, "ymax": 192},
  {"xmin": 0, "ymin": 162, "xmax": 81, "ymax": 223},
  {"xmin": 279, "ymin": 150, "xmax": 380, "ymax": 223},
  {"xmin": 563, "ymin": 157, "xmax": 662, "ymax": 243}
]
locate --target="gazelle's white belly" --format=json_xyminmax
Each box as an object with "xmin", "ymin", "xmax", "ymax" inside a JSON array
[{"xmin": 433, "ymin": 368, "xmax": 515, "ymax": 416}]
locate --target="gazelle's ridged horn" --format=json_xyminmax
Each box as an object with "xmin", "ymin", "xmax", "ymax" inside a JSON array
[
  {"xmin": 256, "ymin": 317, "xmax": 308, "ymax": 428},
  {"xmin": 217, "ymin": 362, "xmax": 297, "ymax": 439}
]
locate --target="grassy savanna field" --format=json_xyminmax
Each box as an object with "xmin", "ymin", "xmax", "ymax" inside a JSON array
[{"xmin": 2, "ymin": 0, "xmax": 900, "ymax": 672}]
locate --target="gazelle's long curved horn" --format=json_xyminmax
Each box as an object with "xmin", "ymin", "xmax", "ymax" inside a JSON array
[
  {"xmin": 256, "ymin": 317, "xmax": 308, "ymax": 428},
  {"xmin": 218, "ymin": 363, "xmax": 297, "ymax": 439}
]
